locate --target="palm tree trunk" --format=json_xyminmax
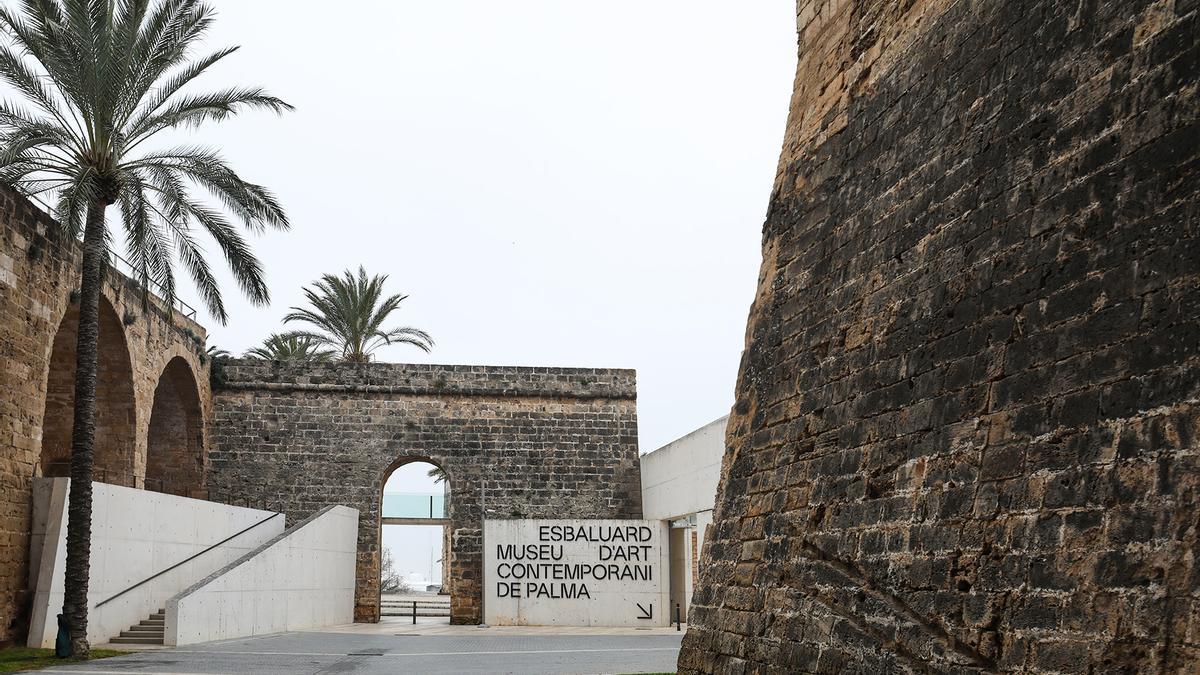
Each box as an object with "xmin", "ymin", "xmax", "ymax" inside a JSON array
[{"xmin": 62, "ymin": 200, "xmax": 107, "ymax": 658}]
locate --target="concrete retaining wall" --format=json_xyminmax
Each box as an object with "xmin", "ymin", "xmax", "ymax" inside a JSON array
[
  {"xmin": 167, "ymin": 505, "xmax": 358, "ymax": 646},
  {"xmin": 26, "ymin": 479, "xmax": 281, "ymax": 647}
]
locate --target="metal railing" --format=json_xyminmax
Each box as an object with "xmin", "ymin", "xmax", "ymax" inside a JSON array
[
  {"xmin": 382, "ymin": 492, "xmax": 448, "ymax": 520},
  {"xmin": 25, "ymin": 193, "xmax": 198, "ymax": 320},
  {"xmin": 95, "ymin": 511, "xmax": 282, "ymax": 608},
  {"xmin": 41, "ymin": 461, "xmax": 194, "ymax": 496}
]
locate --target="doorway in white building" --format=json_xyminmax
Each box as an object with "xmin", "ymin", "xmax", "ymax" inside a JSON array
[
  {"xmin": 380, "ymin": 460, "xmax": 450, "ymax": 624},
  {"xmin": 668, "ymin": 514, "xmax": 699, "ymax": 626}
]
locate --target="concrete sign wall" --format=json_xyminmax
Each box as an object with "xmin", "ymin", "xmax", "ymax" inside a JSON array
[{"xmin": 484, "ymin": 519, "xmax": 669, "ymax": 627}]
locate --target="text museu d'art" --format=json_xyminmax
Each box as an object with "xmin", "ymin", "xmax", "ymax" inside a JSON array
[{"xmin": 494, "ymin": 524, "xmax": 655, "ymax": 600}]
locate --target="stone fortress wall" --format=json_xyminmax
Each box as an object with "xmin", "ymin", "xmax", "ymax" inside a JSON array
[
  {"xmin": 0, "ymin": 184, "xmax": 213, "ymax": 646},
  {"xmin": 206, "ymin": 360, "xmax": 643, "ymax": 625},
  {"xmin": 679, "ymin": 0, "xmax": 1199, "ymax": 672}
]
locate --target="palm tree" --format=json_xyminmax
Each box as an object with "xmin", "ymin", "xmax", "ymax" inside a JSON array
[
  {"xmin": 245, "ymin": 332, "xmax": 335, "ymax": 361},
  {"xmin": 284, "ymin": 267, "xmax": 433, "ymax": 362},
  {"xmin": 205, "ymin": 345, "xmax": 231, "ymax": 360},
  {"xmin": 0, "ymin": 0, "xmax": 290, "ymax": 655}
]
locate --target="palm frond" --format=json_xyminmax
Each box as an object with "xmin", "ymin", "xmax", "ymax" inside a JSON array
[
  {"xmin": 284, "ymin": 267, "xmax": 433, "ymax": 362},
  {"xmin": 245, "ymin": 332, "xmax": 335, "ymax": 362},
  {"xmin": 0, "ymin": 0, "xmax": 290, "ymax": 326}
]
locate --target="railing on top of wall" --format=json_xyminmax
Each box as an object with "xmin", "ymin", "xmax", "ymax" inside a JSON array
[
  {"xmin": 382, "ymin": 492, "xmax": 449, "ymax": 519},
  {"xmin": 25, "ymin": 193, "xmax": 198, "ymax": 320}
]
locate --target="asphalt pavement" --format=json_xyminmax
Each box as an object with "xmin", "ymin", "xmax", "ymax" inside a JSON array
[{"xmin": 35, "ymin": 631, "xmax": 683, "ymax": 674}]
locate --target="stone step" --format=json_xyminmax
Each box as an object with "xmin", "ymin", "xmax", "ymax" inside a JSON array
[
  {"xmin": 125, "ymin": 624, "xmax": 163, "ymax": 633},
  {"xmin": 139, "ymin": 619, "xmax": 165, "ymax": 627}
]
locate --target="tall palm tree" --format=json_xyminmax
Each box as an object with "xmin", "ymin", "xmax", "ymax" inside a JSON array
[
  {"xmin": 0, "ymin": 0, "xmax": 290, "ymax": 655},
  {"xmin": 245, "ymin": 332, "xmax": 335, "ymax": 361},
  {"xmin": 285, "ymin": 267, "xmax": 433, "ymax": 362}
]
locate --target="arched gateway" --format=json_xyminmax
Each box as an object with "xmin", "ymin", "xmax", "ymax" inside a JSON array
[{"xmin": 205, "ymin": 360, "xmax": 641, "ymax": 624}]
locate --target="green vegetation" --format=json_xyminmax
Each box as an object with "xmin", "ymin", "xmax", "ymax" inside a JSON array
[
  {"xmin": 284, "ymin": 266, "xmax": 433, "ymax": 362},
  {"xmin": 0, "ymin": 647, "xmax": 126, "ymax": 673},
  {"xmin": 0, "ymin": 0, "xmax": 289, "ymax": 655},
  {"xmin": 245, "ymin": 332, "xmax": 335, "ymax": 361}
]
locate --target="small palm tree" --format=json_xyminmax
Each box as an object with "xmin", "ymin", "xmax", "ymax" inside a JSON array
[
  {"xmin": 285, "ymin": 267, "xmax": 433, "ymax": 363},
  {"xmin": 205, "ymin": 344, "xmax": 231, "ymax": 389},
  {"xmin": 245, "ymin": 332, "xmax": 335, "ymax": 361},
  {"xmin": 0, "ymin": 0, "xmax": 290, "ymax": 655},
  {"xmin": 427, "ymin": 465, "xmax": 446, "ymax": 483},
  {"xmin": 205, "ymin": 345, "xmax": 232, "ymax": 360}
]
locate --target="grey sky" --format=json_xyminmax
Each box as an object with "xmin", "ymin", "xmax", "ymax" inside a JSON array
[{"xmin": 161, "ymin": 1, "xmax": 797, "ymax": 452}]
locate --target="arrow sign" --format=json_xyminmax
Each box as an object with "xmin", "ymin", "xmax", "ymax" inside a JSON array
[{"xmin": 636, "ymin": 603, "xmax": 653, "ymax": 620}]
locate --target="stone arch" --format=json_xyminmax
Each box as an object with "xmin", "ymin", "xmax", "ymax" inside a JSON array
[
  {"xmin": 145, "ymin": 356, "xmax": 205, "ymax": 496},
  {"xmin": 374, "ymin": 455, "xmax": 455, "ymax": 619},
  {"xmin": 39, "ymin": 294, "xmax": 138, "ymax": 485}
]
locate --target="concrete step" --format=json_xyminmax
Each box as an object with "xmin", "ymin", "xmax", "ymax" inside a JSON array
[
  {"xmin": 119, "ymin": 628, "xmax": 164, "ymax": 637},
  {"xmin": 110, "ymin": 635, "xmax": 164, "ymax": 645},
  {"xmin": 382, "ymin": 611, "xmax": 451, "ymax": 617},
  {"xmin": 110, "ymin": 610, "xmax": 166, "ymax": 645}
]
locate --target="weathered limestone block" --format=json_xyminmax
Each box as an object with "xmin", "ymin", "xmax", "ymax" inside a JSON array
[{"xmin": 680, "ymin": 0, "xmax": 1199, "ymax": 672}]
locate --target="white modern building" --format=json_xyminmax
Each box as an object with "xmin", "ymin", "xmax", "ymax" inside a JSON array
[{"xmin": 639, "ymin": 415, "xmax": 727, "ymax": 623}]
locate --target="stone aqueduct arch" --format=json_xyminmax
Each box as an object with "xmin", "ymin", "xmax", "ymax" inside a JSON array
[
  {"xmin": 146, "ymin": 356, "xmax": 206, "ymax": 496},
  {"xmin": 0, "ymin": 184, "xmax": 214, "ymax": 646},
  {"xmin": 40, "ymin": 295, "xmax": 138, "ymax": 485},
  {"xmin": 206, "ymin": 360, "xmax": 642, "ymax": 625},
  {"xmin": 36, "ymin": 288, "xmax": 210, "ymax": 494}
]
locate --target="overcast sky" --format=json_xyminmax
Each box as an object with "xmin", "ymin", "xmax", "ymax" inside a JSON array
[{"xmin": 164, "ymin": 1, "xmax": 797, "ymax": 452}]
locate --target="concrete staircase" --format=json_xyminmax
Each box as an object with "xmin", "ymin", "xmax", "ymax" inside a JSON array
[{"xmin": 109, "ymin": 609, "xmax": 165, "ymax": 645}]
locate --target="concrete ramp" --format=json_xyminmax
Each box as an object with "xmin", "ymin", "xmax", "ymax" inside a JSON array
[{"xmin": 166, "ymin": 505, "xmax": 358, "ymax": 646}]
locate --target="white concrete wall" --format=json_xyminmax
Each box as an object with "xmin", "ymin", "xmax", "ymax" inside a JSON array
[
  {"xmin": 640, "ymin": 415, "xmax": 727, "ymax": 623},
  {"xmin": 640, "ymin": 415, "xmax": 726, "ymax": 522},
  {"xmin": 167, "ymin": 505, "xmax": 358, "ymax": 646},
  {"xmin": 27, "ymin": 478, "xmax": 282, "ymax": 648}
]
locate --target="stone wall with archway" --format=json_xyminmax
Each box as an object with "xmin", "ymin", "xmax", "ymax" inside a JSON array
[
  {"xmin": 207, "ymin": 360, "xmax": 641, "ymax": 625},
  {"xmin": 0, "ymin": 184, "xmax": 213, "ymax": 646}
]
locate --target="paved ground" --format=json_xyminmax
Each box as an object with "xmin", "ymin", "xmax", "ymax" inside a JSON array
[{"xmin": 38, "ymin": 625, "xmax": 683, "ymax": 674}]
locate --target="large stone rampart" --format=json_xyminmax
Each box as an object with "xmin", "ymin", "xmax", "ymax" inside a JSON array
[{"xmin": 680, "ymin": 0, "xmax": 1199, "ymax": 672}]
